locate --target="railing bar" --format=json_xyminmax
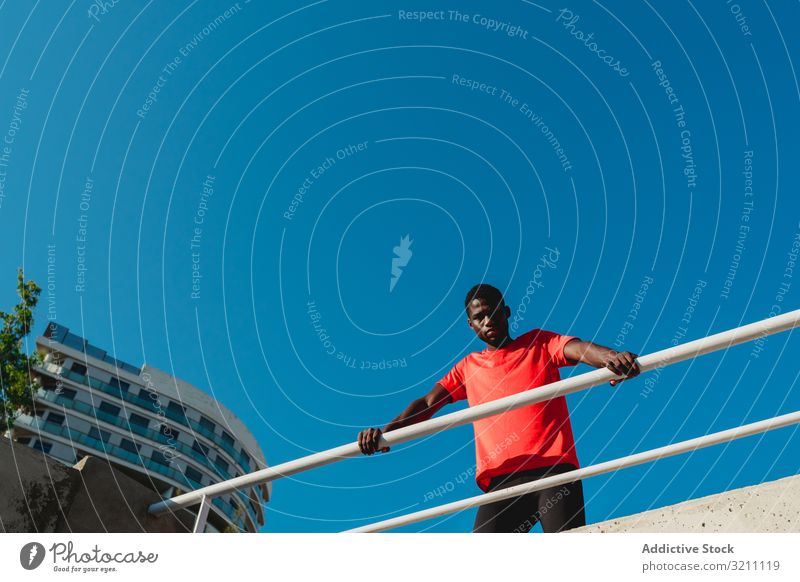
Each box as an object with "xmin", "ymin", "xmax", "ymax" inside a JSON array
[
  {"xmin": 192, "ymin": 494, "xmax": 211, "ymax": 533},
  {"xmin": 147, "ymin": 309, "xmax": 800, "ymax": 517},
  {"xmin": 344, "ymin": 409, "xmax": 800, "ymax": 532}
]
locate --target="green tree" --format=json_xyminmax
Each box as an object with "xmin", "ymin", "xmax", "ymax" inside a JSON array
[{"xmin": 0, "ymin": 268, "xmax": 43, "ymax": 433}]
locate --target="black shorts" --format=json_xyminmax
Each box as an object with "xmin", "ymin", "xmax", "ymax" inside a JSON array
[{"xmin": 472, "ymin": 463, "xmax": 586, "ymax": 533}]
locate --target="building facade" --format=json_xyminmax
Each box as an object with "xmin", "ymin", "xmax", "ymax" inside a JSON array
[{"xmin": 9, "ymin": 322, "xmax": 270, "ymax": 533}]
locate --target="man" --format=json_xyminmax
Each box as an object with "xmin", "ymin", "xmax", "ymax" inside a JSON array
[{"xmin": 358, "ymin": 283, "xmax": 641, "ymax": 533}]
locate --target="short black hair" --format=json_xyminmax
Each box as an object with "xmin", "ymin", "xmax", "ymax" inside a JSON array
[{"xmin": 464, "ymin": 283, "xmax": 505, "ymax": 311}]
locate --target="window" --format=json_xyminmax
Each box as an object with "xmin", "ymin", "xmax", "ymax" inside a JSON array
[
  {"xmin": 159, "ymin": 424, "xmax": 179, "ymax": 440},
  {"xmin": 34, "ymin": 408, "xmax": 45, "ymax": 417},
  {"xmin": 240, "ymin": 451, "xmax": 251, "ymax": 466},
  {"xmin": 192, "ymin": 440, "xmax": 209, "ymax": 456},
  {"xmin": 108, "ymin": 376, "xmax": 130, "ymax": 393},
  {"xmin": 119, "ymin": 439, "xmax": 140, "ymax": 454},
  {"xmin": 88, "ymin": 426, "xmax": 111, "ymax": 444},
  {"xmin": 16, "ymin": 437, "xmax": 31, "ymax": 445},
  {"xmin": 32, "ymin": 440, "xmax": 53, "ymax": 453},
  {"xmin": 163, "ymin": 400, "xmax": 185, "ymax": 422},
  {"xmin": 56, "ymin": 387, "xmax": 77, "ymax": 400},
  {"xmin": 221, "ymin": 430, "xmax": 235, "ymax": 447},
  {"xmin": 133, "ymin": 390, "xmax": 159, "ymax": 413},
  {"xmin": 214, "ymin": 456, "xmax": 229, "ymax": 473},
  {"xmin": 99, "ymin": 401, "xmax": 121, "ymax": 417},
  {"xmin": 184, "ymin": 466, "xmax": 203, "ymax": 485},
  {"xmin": 71, "ymin": 362, "xmax": 87, "ymax": 375},
  {"xmin": 199, "ymin": 415, "xmax": 216, "ymax": 433},
  {"xmin": 151, "ymin": 450, "xmax": 170, "ymax": 466},
  {"xmin": 167, "ymin": 401, "xmax": 185, "ymax": 415},
  {"xmin": 46, "ymin": 412, "xmax": 65, "ymax": 426},
  {"xmin": 128, "ymin": 413, "xmax": 150, "ymax": 428}
]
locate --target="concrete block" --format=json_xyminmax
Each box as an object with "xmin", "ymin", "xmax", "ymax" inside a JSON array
[
  {"xmin": 569, "ymin": 474, "xmax": 800, "ymax": 533},
  {"xmin": 59, "ymin": 455, "xmax": 197, "ymax": 533},
  {"xmin": 1, "ymin": 438, "xmax": 196, "ymax": 533},
  {"xmin": 0, "ymin": 438, "xmax": 78, "ymax": 532}
]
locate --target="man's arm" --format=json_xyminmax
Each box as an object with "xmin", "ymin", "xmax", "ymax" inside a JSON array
[
  {"xmin": 358, "ymin": 383, "xmax": 452, "ymax": 455},
  {"xmin": 563, "ymin": 338, "xmax": 641, "ymax": 386}
]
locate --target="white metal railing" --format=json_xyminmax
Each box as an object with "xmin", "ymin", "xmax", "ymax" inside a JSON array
[
  {"xmin": 345, "ymin": 410, "xmax": 800, "ymax": 532},
  {"xmin": 146, "ymin": 309, "xmax": 800, "ymax": 532}
]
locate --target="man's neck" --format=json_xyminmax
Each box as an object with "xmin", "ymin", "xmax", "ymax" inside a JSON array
[{"xmin": 485, "ymin": 335, "xmax": 514, "ymax": 351}]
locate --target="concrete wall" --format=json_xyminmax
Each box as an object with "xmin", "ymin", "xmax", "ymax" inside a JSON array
[
  {"xmin": 0, "ymin": 436, "xmax": 76, "ymax": 532},
  {"xmin": 0, "ymin": 438, "xmax": 196, "ymax": 533},
  {"xmin": 569, "ymin": 474, "xmax": 800, "ymax": 533}
]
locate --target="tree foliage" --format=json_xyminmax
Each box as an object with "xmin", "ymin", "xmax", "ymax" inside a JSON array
[{"xmin": 0, "ymin": 268, "xmax": 42, "ymax": 431}]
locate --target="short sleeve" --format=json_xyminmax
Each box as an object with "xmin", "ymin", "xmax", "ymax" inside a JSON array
[
  {"xmin": 437, "ymin": 357, "xmax": 467, "ymax": 402},
  {"xmin": 536, "ymin": 329, "xmax": 580, "ymax": 368}
]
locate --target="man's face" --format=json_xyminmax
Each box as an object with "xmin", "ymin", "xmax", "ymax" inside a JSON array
[{"xmin": 466, "ymin": 297, "xmax": 511, "ymax": 346}]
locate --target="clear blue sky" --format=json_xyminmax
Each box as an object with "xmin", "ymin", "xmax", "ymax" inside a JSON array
[{"xmin": 0, "ymin": 0, "xmax": 798, "ymax": 532}]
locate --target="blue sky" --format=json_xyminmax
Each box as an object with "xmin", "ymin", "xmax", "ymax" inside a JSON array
[{"xmin": 0, "ymin": 0, "xmax": 798, "ymax": 532}]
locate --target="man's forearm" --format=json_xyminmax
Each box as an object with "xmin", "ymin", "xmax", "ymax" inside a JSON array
[
  {"xmin": 382, "ymin": 398, "xmax": 436, "ymax": 432},
  {"xmin": 565, "ymin": 339, "xmax": 618, "ymax": 368},
  {"xmin": 564, "ymin": 338, "xmax": 641, "ymax": 385}
]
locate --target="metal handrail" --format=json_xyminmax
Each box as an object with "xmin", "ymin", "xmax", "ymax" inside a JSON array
[
  {"xmin": 147, "ymin": 309, "xmax": 800, "ymax": 529},
  {"xmin": 346, "ymin": 409, "xmax": 800, "ymax": 531}
]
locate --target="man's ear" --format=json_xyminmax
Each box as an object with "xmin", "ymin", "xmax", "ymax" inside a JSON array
[{"xmin": 504, "ymin": 305, "xmax": 511, "ymax": 319}]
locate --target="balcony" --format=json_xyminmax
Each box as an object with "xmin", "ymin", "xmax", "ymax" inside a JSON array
[
  {"xmin": 39, "ymin": 364, "xmax": 254, "ymax": 479},
  {"xmin": 36, "ymin": 389, "xmax": 213, "ymax": 472}
]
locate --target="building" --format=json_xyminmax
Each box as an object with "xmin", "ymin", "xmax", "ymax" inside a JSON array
[{"xmin": 9, "ymin": 321, "xmax": 270, "ymax": 533}]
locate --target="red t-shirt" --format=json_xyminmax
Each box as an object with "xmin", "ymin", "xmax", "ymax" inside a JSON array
[{"xmin": 437, "ymin": 328, "xmax": 581, "ymax": 492}]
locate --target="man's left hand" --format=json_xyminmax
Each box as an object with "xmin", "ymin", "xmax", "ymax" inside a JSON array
[{"xmin": 605, "ymin": 351, "xmax": 641, "ymax": 386}]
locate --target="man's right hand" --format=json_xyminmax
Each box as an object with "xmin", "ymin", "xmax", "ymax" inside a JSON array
[
  {"xmin": 357, "ymin": 386, "xmax": 453, "ymax": 456},
  {"xmin": 358, "ymin": 427, "xmax": 390, "ymax": 455}
]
